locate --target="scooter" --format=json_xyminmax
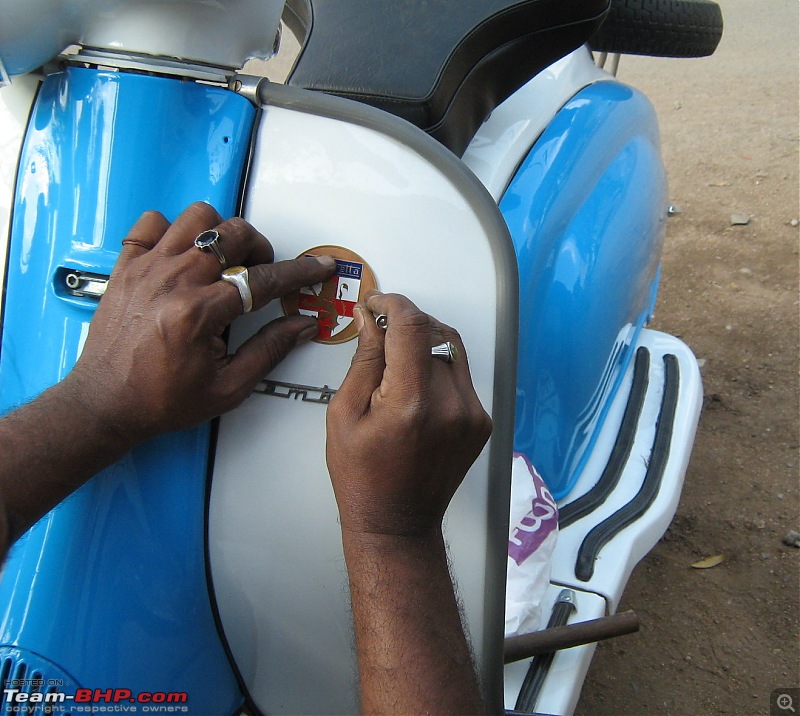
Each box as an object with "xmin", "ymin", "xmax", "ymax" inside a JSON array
[{"xmin": 0, "ymin": 0, "xmax": 722, "ymax": 713}]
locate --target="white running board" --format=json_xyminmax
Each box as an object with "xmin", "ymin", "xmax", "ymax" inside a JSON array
[
  {"xmin": 551, "ymin": 329, "xmax": 702, "ymax": 610},
  {"xmin": 504, "ymin": 329, "xmax": 702, "ymax": 715}
]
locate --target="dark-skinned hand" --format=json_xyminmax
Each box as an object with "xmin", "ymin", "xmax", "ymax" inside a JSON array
[
  {"xmin": 64, "ymin": 201, "xmax": 336, "ymax": 447},
  {"xmin": 326, "ymin": 291, "xmax": 493, "ymax": 537}
]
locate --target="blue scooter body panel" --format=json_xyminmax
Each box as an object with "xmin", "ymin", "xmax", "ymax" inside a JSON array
[
  {"xmin": 502, "ymin": 81, "xmax": 667, "ymax": 500},
  {"xmin": 0, "ymin": 67, "xmax": 253, "ymax": 708}
]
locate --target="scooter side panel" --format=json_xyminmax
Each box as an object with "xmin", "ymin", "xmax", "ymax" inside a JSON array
[
  {"xmin": 501, "ymin": 81, "xmax": 667, "ymax": 500},
  {"xmin": 209, "ymin": 83, "xmax": 519, "ymax": 715},
  {"xmin": 0, "ymin": 75, "xmax": 37, "ymax": 341},
  {"xmin": 0, "ymin": 67, "xmax": 251, "ymax": 709}
]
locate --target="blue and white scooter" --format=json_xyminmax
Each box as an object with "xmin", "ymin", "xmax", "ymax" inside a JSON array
[{"xmin": 0, "ymin": 0, "xmax": 721, "ymax": 713}]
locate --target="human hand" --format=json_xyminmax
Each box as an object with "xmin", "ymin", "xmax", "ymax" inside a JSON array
[
  {"xmin": 64, "ymin": 202, "xmax": 336, "ymax": 447},
  {"xmin": 326, "ymin": 291, "xmax": 492, "ymax": 537}
]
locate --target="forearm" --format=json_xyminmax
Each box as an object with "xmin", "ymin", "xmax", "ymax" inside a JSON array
[
  {"xmin": 0, "ymin": 372, "xmax": 137, "ymax": 554},
  {"xmin": 342, "ymin": 528, "xmax": 486, "ymax": 715}
]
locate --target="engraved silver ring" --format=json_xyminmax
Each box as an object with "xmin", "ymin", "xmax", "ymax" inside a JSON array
[
  {"xmin": 431, "ymin": 341, "xmax": 459, "ymax": 364},
  {"xmin": 194, "ymin": 229, "xmax": 227, "ymax": 268},
  {"xmin": 221, "ymin": 265, "xmax": 253, "ymax": 314}
]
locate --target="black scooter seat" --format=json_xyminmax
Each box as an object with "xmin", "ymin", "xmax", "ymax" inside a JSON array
[{"xmin": 285, "ymin": 0, "xmax": 610, "ymax": 155}]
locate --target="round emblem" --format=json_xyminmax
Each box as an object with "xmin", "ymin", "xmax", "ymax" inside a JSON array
[{"xmin": 282, "ymin": 246, "xmax": 378, "ymax": 344}]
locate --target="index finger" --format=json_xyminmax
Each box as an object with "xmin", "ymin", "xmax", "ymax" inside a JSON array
[
  {"xmin": 364, "ymin": 291, "xmax": 433, "ymax": 404},
  {"xmin": 209, "ymin": 254, "xmax": 337, "ymax": 330}
]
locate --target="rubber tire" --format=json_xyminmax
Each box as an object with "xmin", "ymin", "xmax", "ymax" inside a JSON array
[{"xmin": 589, "ymin": 0, "xmax": 723, "ymax": 58}]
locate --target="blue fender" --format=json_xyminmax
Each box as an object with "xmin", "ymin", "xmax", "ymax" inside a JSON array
[
  {"xmin": 501, "ymin": 81, "xmax": 667, "ymax": 500},
  {"xmin": 0, "ymin": 67, "xmax": 253, "ymax": 710}
]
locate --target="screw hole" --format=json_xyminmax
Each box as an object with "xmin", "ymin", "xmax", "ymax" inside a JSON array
[{"xmin": 65, "ymin": 273, "xmax": 81, "ymax": 290}]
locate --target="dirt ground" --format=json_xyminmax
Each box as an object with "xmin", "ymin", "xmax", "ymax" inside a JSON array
[{"xmin": 575, "ymin": 2, "xmax": 800, "ymax": 714}]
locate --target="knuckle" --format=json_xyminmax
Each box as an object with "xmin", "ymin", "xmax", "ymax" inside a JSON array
[
  {"xmin": 439, "ymin": 324, "xmax": 462, "ymax": 344},
  {"xmin": 351, "ymin": 342, "xmax": 384, "ymax": 367},
  {"xmin": 263, "ymin": 340, "xmax": 287, "ymax": 368},
  {"xmin": 187, "ymin": 201, "xmax": 220, "ymax": 225},
  {"xmin": 215, "ymin": 369, "xmax": 257, "ymax": 412},
  {"xmin": 249, "ymin": 265, "xmax": 279, "ymax": 298},
  {"xmin": 395, "ymin": 307, "xmax": 432, "ymax": 337},
  {"xmin": 139, "ymin": 209, "xmax": 168, "ymax": 226},
  {"xmin": 372, "ymin": 293, "xmax": 430, "ymax": 331},
  {"xmin": 442, "ymin": 396, "xmax": 492, "ymax": 443},
  {"xmin": 404, "ymin": 309, "xmax": 431, "ymax": 329},
  {"xmin": 222, "ymin": 215, "xmax": 250, "ymax": 238}
]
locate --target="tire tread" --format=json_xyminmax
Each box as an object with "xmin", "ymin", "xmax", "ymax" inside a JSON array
[{"xmin": 590, "ymin": 0, "xmax": 723, "ymax": 58}]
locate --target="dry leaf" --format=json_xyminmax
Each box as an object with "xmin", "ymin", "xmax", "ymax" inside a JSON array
[{"xmin": 691, "ymin": 554, "xmax": 726, "ymax": 569}]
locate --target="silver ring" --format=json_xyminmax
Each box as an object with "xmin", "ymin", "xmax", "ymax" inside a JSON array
[
  {"xmin": 431, "ymin": 341, "xmax": 458, "ymax": 364},
  {"xmin": 221, "ymin": 266, "xmax": 253, "ymax": 313},
  {"xmin": 194, "ymin": 229, "xmax": 227, "ymax": 269}
]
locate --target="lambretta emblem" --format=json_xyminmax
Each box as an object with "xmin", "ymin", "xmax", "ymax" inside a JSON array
[{"xmin": 282, "ymin": 245, "xmax": 378, "ymax": 344}]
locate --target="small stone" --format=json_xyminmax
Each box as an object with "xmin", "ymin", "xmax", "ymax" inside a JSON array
[
  {"xmin": 790, "ymin": 219, "xmax": 799, "ymax": 227},
  {"xmin": 725, "ymin": 324, "xmax": 733, "ymax": 331},
  {"xmin": 667, "ymin": 204, "xmax": 682, "ymax": 216},
  {"xmin": 697, "ymin": 358, "xmax": 707, "ymax": 368},
  {"xmin": 739, "ymin": 267, "xmax": 753, "ymax": 275},
  {"xmin": 731, "ymin": 214, "xmax": 751, "ymax": 226},
  {"xmin": 782, "ymin": 530, "xmax": 800, "ymax": 548}
]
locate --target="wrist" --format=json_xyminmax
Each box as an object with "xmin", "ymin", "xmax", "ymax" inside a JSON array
[
  {"xmin": 342, "ymin": 524, "xmax": 442, "ymax": 542},
  {"xmin": 52, "ymin": 370, "xmax": 144, "ymax": 456},
  {"xmin": 340, "ymin": 525, "xmax": 448, "ymax": 566},
  {"xmin": 0, "ymin": 372, "xmax": 143, "ymax": 543}
]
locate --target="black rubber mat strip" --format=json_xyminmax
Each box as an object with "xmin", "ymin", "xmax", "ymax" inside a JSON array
[
  {"xmin": 514, "ymin": 590, "xmax": 577, "ymax": 713},
  {"xmin": 559, "ymin": 347, "xmax": 651, "ymax": 529},
  {"xmin": 575, "ymin": 354, "xmax": 680, "ymax": 582}
]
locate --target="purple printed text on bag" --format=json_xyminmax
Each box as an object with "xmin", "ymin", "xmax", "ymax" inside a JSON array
[{"xmin": 508, "ymin": 453, "xmax": 558, "ymax": 566}]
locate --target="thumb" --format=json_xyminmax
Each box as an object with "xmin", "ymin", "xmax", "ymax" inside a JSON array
[
  {"xmin": 221, "ymin": 315, "xmax": 318, "ymax": 407},
  {"xmin": 333, "ymin": 305, "xmax": 386, "ymax": 417}
]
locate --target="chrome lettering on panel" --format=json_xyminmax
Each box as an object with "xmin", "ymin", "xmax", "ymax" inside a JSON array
[{"xmin": 254, "ymin": 379, "xmax": 337, "ymax": 404}]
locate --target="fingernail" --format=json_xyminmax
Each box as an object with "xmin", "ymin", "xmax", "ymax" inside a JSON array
[
  {"xmin": 353, "ymin": 305, "xmax": 365, "ymax": 333},
  {"xmin": 298, "ymin": 322, "xmax": 319, "ymax": 342},
  {"xmin": 315, "ymin": 255, "xmax": 336, "ymax": 270}
]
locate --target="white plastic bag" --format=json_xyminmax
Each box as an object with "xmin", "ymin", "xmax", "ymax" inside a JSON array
[{"xmin": 505, "ymin": 453, "xmax": 559, "ymax": 637}]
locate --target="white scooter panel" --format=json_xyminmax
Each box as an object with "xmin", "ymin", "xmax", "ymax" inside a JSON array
[{"xmin": 208, "ymin": 82, "xmax": 518, "ymax": 714}]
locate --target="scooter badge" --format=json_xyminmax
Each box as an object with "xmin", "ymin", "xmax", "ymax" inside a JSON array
[{"xmin": 282, "ymin": 246, "xmax": 377, "ymax": 344}]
